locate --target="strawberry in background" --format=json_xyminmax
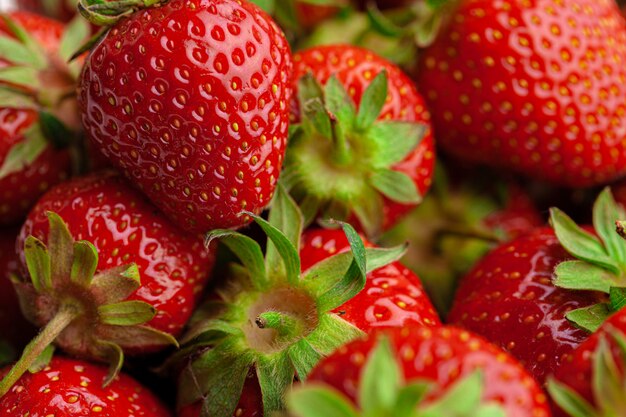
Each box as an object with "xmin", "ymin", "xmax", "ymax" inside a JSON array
[
  {"xmin": 286, "ymin": 326, "xmax": 551, "ymax": 417},
  {"xmin": 285, "ymin": 44, "xmax": 435, "ymax": 238},
  {"xmin": 418, "ymin": 0, "xmax": 626, "ymax": 188},
  {"xmin": 0, "ymin": 11, "xmax": 88, "ymax": 226},
  {"xmin": 78, "ymin": 0, "xmax": 293, "ymax": 234},
  {"xmin": 0, "ymin": 171, "xmax": 216, "ymax": 396},
  {"xmin": 15, "ymin": 0, "xmax": 76, "ymax": 22}
]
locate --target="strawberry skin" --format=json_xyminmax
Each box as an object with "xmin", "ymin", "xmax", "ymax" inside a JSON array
[
  {"xmin": 290, "ymin": 45, "xmax": 435, "ymax": 232},
  {"xmin": 448, "ymin": 227, "xmax": 601, "ymax": 384},
  {"xmin": 417, "ymin": 0, "xmax": 626, "ymax": 187},
  {"xmin": 306, "ymin": 326, "xmax": 551, "ymax": 417},
  {"xmin": 0, "ymin": 227, "xmax": 35, "ymax": 353},
  {"xmin": 17, "ymin": 171, "xmax": 215, "ymax": 339},
  {"xmin": 300, "ymin": 228, "xmax": 441, "ymax": 330},
  {"xmin": 0, "ymin": 356, "xmax": 172, "ymax": 416},
  {"xmin": 0, "ymin": 12, "xmax": 73, "ymax": 226},
  {"xmin": 79, "ymin": 0, "xmax": 293, "ymax": 233}
]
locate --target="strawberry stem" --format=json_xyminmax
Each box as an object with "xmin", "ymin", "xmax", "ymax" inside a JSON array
[
  {"xmin": 0, "ymin": 303, "xmax": 80, "ymax": 397},
  {"xmin": 332, "ymin": 129, "xmax": 352, "ymax": 166},
  {"xmin": 256, "ymin": 311, "xmax": 305, "ymax": 340}
]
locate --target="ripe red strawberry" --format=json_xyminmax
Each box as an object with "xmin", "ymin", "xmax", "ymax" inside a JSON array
[
  {"xmin": 548, "ymin": 307, "xmax": 626, "ymax": 417},
  {"xmin": 0, "ymin": 227, "xmax": 35, "ymax": 362},
  {"xmin": 0, "ymin": 356, "xmax": 172, "ymax": 416},
  {"xmin": 286, "ymin": 326, "xmax": 551, "ymax": 417},
  {"xmin": 449, "ymin": 188, "xmax": 626, "ymax": 384},
  {"xmin": 294, "ymin": 1, "xmax": 345, "ymax": 29},
  {"xmin": 0, "ymin": 11, "xmax": 88, "ymax": 226},
  {"xmin": 0, "ymin": 171, "xmax": 215, "ymax": 396},
  {"xmin": 78, "ymin": 0, "xmax": 293, "ymax": 233},
  {"xmin": 175, "ymin": 188, "xmax": 440, "ymax": 417},
  {"xmin": 285, "ymin": 44, "xmax": 435, "ymax": 237},
  {"xmin": 417, "ymin": 0, "xmax": 626, "ymax": 187}
]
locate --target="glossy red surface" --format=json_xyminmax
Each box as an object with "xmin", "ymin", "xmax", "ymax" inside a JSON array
[
  {"xmin": 301, "ymin": 228, "xmax": 441, "ymax": 330},
  {"xmin": 448, "ymin": 227, "xmax": 601, "ymax": 384},
  {"xmin": 79, "ymin": 0, "xmax": 293, "ymax": 233},
  {"xmin": 0, "ymin": 12, "xmax": 72, "ymax": 226},
  {"xmin": 0, "ymin": 356, "xmax": 172, "ymax": 416},
  {"xmin": 17, "ymin": 171, "xmax": 216, "ymax": 338},
  {"xmin": 418, "ymin": 0, "xmax": 626, "ymax": 187},
  {"xmin": 291, "ymin": 45, "xmax": 436, "ymax": 231},
  {"xmin": 308, "ymin": 326, "xmax": 551, "ymax": 417}
]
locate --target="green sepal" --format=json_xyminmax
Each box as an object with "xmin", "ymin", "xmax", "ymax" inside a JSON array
[
  {"xmin": 366, "ymin": 2, "xmax": 405, "ymax": 37},
  {"xmin": 23, "ymin": 235, "xmax": 52, "ymax": 292},
  {"xmin": 359, "ymin": 337, "xmax": 401, "ymax": 413},
  {"xmin": 566, "ymin": 304, "xmax": 611, "ymax": 333},
  {"xmin": 306, "ymin": 314, "xmax": 364, "ymax": 355},
  {"xmin": 94, "ymin": 339, "xmax": 124, "ymax": 387},
  {"xmin": 47, "ymin": 211, "xmax": 74, "ymax": 286},
  {"xmin": 69, "ymin": 26, "xmax": 110, "ymax": 62},
  {"xmin": 554, "ymin": 260, "xmax": 617, "ymax": 293},
  {"xmin": 591, "ymin": 336, "xmax": 626, "ymax": 413},
  {"xmin": 367, "ymin": 121, "xmax": 426, "ymax": 167},
  {"xmin": 370, "ymin": 168, "xmax": 421, "ymax": 204},
  {"xmin": 266, "ymin": 185, "xmax": 304, "ymax": 282},
  {"xmin": 547, "ymin": 377, "xmax": 599, "ymax": 417},
  {"xmin": 250, "ymin": 0, "xmax": 275, "ymax": 13},
  {"xmin": 324, "ymin": 75, "xmax": 356, "ymax": 130},
  {"xmin": 205, "ymin": 229, "xmax": 268, "ymax": 291},
  {"xmin": 298, "ymin": 73, "xmax": 332, "ymax": 140},
  {"xmin": 257, "ymin": 353, "xmax": 294, "ymax": 416},
  {"xmin": 550, "ymin": 207, "xmax": 620, "ymax": 275},
  {"xmin": 0, "ymin": 14, "xmax": 46, "ymax": 69},
  {"xmin": 352, "ymin": 189, "xmax": 385, "ymax": 238},
  {"xmin": 59, "ymin": 15, "xmax": 91, "ymax": 65},
  {"xmin": 98, "ymin": 300, "xmax": 156, "ymax": 326},
  {"xmin": 70, "ymin": 240, "xmax": 99, "ymax": 286},
  {"xmin": 90, "ymin": 263, "xmax": 141, "ymax": 304},
  {"xmin": 0, "ymin": 66, "xmax": 40, "ymax": 87},
  {"xmin": 287, "ymin": 385, "xmax": 360, "ymax": 417},
  {"xmin": 395, "ymin": 383, "xmax": 430, "ymax": 417},
  {"xmin": 0, "ymin": 122, "xmax": 47, "ymax": 179},
  {"xmin": 97, "ymin": 324, "xmax": 178, "ymax": 349},
  {"xmin": 0, "ymin": 87, "xmax": 38, "ymax": 110},
  {"xmin": 245, "ymin": 211, "xmax": 301, "ymax": 286},
  {"xmin": 593, "ymin": 188, "xmax": 626, "ymax": 265},
  {"xmin": 287, "ymin": 338, "xmax": 322, "ymax": 381},
  {"xmin": 39, "ymin": 111, "xmax": 73, "ymax": 149},
  {"xmin": 355, "ymin": 70, "xmax": 388, "ymax": 131},
  {"xmin": 27, "ymin": 344, "xmax": 54, "ymax": 373},
  {"xmin": 317, "ymin": 222, "xmax": 367, "ymax": 312},
  {"xmin": 610, "ymin": 287, "xmax": 626, "ymax": 312}
]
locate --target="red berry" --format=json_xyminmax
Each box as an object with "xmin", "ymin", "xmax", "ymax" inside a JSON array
[
  {"xmin": 79, "ymin": 0, "xmax": 293, "ymax": 233},
  {"xmin": 0, "ymin": 356, "xmax": 172, "ymax": 416},
  {"xmin": 418, "ymin": 0, "xmax": 626, "ymax": 186}
]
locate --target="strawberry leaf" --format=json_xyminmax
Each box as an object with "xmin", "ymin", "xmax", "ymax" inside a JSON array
[
  {"xmin": 257, "ymin": 353, "xmax": 294, "ymax": 416},
  {"xmin": 0, "ymin": 15, "xmax": 46, "ymax": 68},
  {"xmin": 39, "ymin": 111, "xmax": 73, "ymax": 149},
  {"xmin": 23, "ymin": 235, "xmax": 51, "ymax": 292},
  {"xmin": 70, "ymin": 240, "xmax": 99, "ymax": 286},
  {"xmin": 592, "ymin": 188, "xmax": 626, "ymax": 266},
  {"xmin": 98, "ymin": 324, "xmax": 178, "ymax": 349},
  {"xmin": 547, "ymin": 377, "xmax": 599, "ymax": 417},
  {"xmin": 98, "ymin": 300, "xmax": 156, "ymax": 326},
  {"xmin": 90, "ymin": 263, "xmax": 141, "ymax": 304},
  {"xmin": 0, "ymin": 87, "xmax": 38, "ymax": 110},
  {"xmin": 609, "ymin": 287, "xmax": 626, "ymax": 313},
  {"xmin": 324, "ymin": 75, "xmax": 356, "ymax": 129},
  {"xmin": 96, "ymin": 339, "xmax": 124, "ymax": 387},
  {"xmin": 287, "ymin": 385, "xmax": 360, "ymax": 417},
  {"xmin": 266, "ymin": 185, "xmax": 303, "ymax": 281},
  {"xmin": 367, "ymin": 121, "xmax": 426, "ymax": 167},
  {"xmin": 305, "ymin": 314, "xmax": 364, "ymax": 355},
  {"xmin": 59, "ymin": 15, "xmax": 91, "ymax": 64},
  {"xmin": 287, "ymin": 338, "xmax": 322, "ymax": 381},
  {"xmin": 370, "ymin": 168, "xmax": 421, "ymax": 204},
  {"xmin": 550, "ymin": 207, "xmax": 620, "ymax": 275},
  {"xmin": 250, "ymin": 0, "xmax": 275, "ymax": 13},
  {"xmin": 566, "ymin": 304, "xmax": 611, "ymax": 333},
  {"xmin": 47, "ymin": 211, "xmax": 75, "ymax": 286},
  {"xmin": 356, "ymin": 70, "xmax": 388, "ymax": 131},
  {"xmin": 554, "ymin": 260, "xmax": 617, "ymax": 293},
  {"xmin": 359, "ymin": 337, "xmax": 402, "ymax": 413},
  {"xmin": 298, "ymin": 73, "xmax": 332, "ymax": 140},
  {"xmin": 0, "ymin": 122, "xmax": 47, "ymax": 179},
  {"xmin": 353, "ymin": 190, "xmax": 385, "ymax": 238},
  {"xmin": 592, "ymin": 336, "xmax": 626, "ymax": 412},
  {"xmin": 0, "ymin": 66, "xmax": 40, "ymax": 88}
]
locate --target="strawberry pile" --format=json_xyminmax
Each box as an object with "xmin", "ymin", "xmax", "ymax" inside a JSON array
[{"xmin": 0, "ymin": 0, "xmax": 626, "ymax": 416}]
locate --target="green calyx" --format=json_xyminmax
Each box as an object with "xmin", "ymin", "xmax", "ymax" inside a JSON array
[
  {"xmin": 550, "ymin": 188, "xmax": 626, "ymax": 333},
  {"xmin": 286, "ymin": 336, "xmax": 506, "ymax": 417},
  {"xmin": 283, "ymin": 70, "xmax": 426, "ymax": 238},
  {"xmin": 77, "ymin": 0, "xmax": 166, "ymax": 26},
  {"xmin": 547, "ymin": 329, "xmax": 626, "ymax": 417},
  {"xmin": 0, "ymin": 211, "xmax": 177, "ymax": 398},
  {"xmin": 177, "ymin": 185, "xmax": 407, "ymax": 417},
  {"xmin": 0, "ymin": 14, "xmax": 89, "ymax": 181}
]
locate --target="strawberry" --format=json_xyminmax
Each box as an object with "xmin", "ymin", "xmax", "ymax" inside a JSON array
[
  {"xmin": 0, "ymin": 356, "xmax": 172, "ymax": 416},
  {"xmin": 449, "ymin": 188, "xmax": 626, "ymax": 384},
  {"xmin": 294, "ymin": 1, "xmax": 344, "ymax": 29},
  {"xmin": 417, "ymin": 0, "xmax": 626, "ymax": 187},
  {"xmin": 174, "ymin": 188, "xmax": 439, "ymax": 417},
  {"xmin": 548, "ymin": 307, "xmax": 626, "ymax": 417},
  {"xmin": 284, "ymin": 44, "xmax": 435, "ymax": 237},
  {"xmin": 285, "ymin": 326, "xmax": 551, "ymax": 417},
  {"xmin": 0, "ymin": 11, "xmax": 89, "ymax": 226},
  {"xmin": 0, "ymin": 227, "xmax": 35, "ymax": 363},
  {"xmin": 0, "ymin": 171, "xmax": 216, "ymax": 396},
  {"xmin": 78, "ymin": 0, "xmax": 293, "ymax": 233},
  {"xmin": 16, "ymin": 0, "xmax": 77, "ymax": 22}
]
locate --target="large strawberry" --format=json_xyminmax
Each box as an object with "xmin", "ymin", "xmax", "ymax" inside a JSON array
[
  {"xmin": 0, "ymin": 356, "xmax": 173, "ymax": 416},
  {"xmin": 175, "ymin": 188, "xmax": 439, "ymax": 417},
  {"xmin": 0, "ymin": 11, "xmax": 88, "ymax": 226},
  {"xmin": 286, "ymin": 326, "xmax": 551, "ymax": 417},
  {"xmin": 417, "ymin": 0, "xmax": 626, "ymax": 187},
  {"xmin": 0, "ymin": 227, "xmax": 35, "ymax": 363},
  {"xmin": 78, "ymin": 0, "xmax": 293, "ymax": 233},
  {"xmin": 284, "ymin": 44, "xmax": 435, "ymax": 237},
  {"xmin": 449, "ymin": 188, "xmax": 626, "ymax": 384},
  {"xmin": 0, "ymin": 171, "xmax": 215, "ymax": 396},
  {"xmin": 548, "ymin": 307, "xmax": 626, "ymax": 417}
]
